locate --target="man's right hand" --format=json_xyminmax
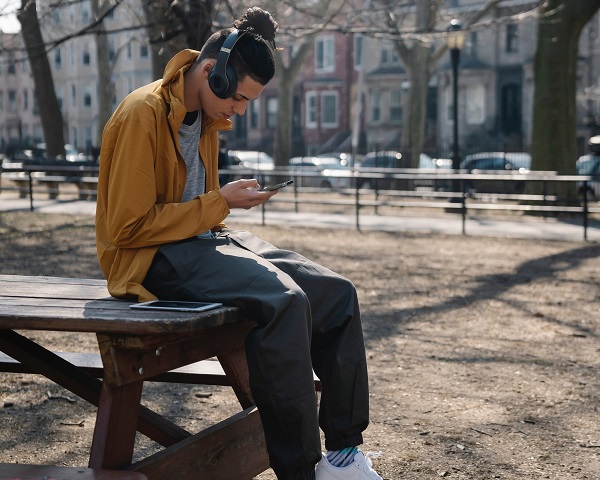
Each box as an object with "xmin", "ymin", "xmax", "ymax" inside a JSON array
[{"xmin": 219, "ymin": 179, "xmax": 278, "ymax": 209}]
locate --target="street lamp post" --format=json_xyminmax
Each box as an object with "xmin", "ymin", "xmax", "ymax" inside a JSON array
[{"xmin": 447, "ymin": 19, "xmax": 465, "ymax": 178}]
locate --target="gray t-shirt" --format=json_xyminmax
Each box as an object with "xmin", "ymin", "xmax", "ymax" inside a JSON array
[
  {"xmin": 179, "ymin": 112, "xmax": 204, "ymax": 202},
  {"xmin": 178, "ymin": 112, "xmax": 213, "ymax": 238}
]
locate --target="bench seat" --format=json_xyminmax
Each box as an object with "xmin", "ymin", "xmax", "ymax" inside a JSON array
[
  {"xmin": 0, "ymin": 351, "xmax": 322, "ymax": 390},
  {"xmin": 0, "ymin": 463, "xmax": 147, "ymax": 480}
]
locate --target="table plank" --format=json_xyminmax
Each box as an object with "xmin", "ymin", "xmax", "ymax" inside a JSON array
[
  {"xmin": 0, "ymin": 274, "xmax": 249, "ymax": 335},
  {"xmin": 0, "ymin": 298, "xmax": 246, "ymax": 334},
  {"xmin": 0, "ymin": 274, "xmax": 108, "ymax": 300}
]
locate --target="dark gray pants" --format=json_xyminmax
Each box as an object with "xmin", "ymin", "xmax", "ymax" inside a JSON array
[{"xmin": 142, "ymin": 230, "xmax": 369, "ymax": 480}]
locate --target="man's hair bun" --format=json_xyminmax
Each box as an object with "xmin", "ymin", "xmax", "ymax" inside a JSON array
[{"xmin": 234, "ymin": 7, "xmax": 279, "ymax": 49}]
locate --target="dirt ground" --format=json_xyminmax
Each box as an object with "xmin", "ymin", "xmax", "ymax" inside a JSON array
[{"xmin": 0, "ymin": 211, "xmax": 598, "ymax": 480}]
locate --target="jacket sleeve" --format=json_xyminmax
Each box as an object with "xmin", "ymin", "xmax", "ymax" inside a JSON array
[{"xmin": 101, "ymin": 102, "xmax": 230, "ymax": 249}]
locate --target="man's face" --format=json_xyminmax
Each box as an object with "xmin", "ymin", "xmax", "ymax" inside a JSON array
[
  {"xmin": 191, "ymin": 60, "xmax": 265, "ymax": 120},
  {"xmin": 205, "ymin": 74, "xmax": 265, "ymax": 120}
]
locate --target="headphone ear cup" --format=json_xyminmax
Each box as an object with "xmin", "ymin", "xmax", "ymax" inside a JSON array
[{"xmin": 209, "ymin": 63, "xmax": 238, "ymax": 99}]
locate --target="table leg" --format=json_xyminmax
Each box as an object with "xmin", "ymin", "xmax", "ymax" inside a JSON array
[
  {"xmin": 89, "ymin": 380, "xmax": 144, "ymax": 469},
  {"xmin": 217, "ymin": 348, "xmax": 254, "ymax": 409}
]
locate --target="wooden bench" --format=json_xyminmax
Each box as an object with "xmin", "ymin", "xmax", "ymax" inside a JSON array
[
  {"xmin": 0, "ymin": 274, "xmax": 320, "ymax": 480},
  {"xmin": 0, "ymin": 351, "xmax": 321, "ymax": 390},
  {"xmin": 0, "ymin": 164, "xmax": 98, "ymax": 203},
  {"xmin": 1, "ymin": 171, "xmax": 30, "ymax": 198},
  {"xmin": 31, "ymin": 173, "xmax": 98, "ymax": 200},
  {"xmin": 0, "ymin": 463, "xmax": 147, "ymax": 480}
]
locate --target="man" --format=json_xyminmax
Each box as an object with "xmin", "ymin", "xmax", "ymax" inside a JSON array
[{"xmin": 95, "ymin": 7, "xmax": 381, "ymax": 480}]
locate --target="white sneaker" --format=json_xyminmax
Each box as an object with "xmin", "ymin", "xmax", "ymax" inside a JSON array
[{"xmin": 315, "ymin": 450, "xmax": 383, "ymax": 480}]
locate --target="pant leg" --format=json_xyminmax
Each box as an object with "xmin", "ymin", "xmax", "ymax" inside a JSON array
[
  {"xmin": 142, "ymin": 235, "xmax": 321, "ymax": 480},
  {"xmin": 225, "ymin": 230, "xmax": 370, "ymax": 451}
]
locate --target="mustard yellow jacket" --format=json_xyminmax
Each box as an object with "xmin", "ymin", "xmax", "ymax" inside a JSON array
[{"xmin": 95, "ymin": 50, "xmax": 232, "ymax": 301}]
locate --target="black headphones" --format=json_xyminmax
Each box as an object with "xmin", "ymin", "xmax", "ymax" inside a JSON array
[{"xmin": 208, "ymin": 29, "xmax": 246, "ymax": 99}]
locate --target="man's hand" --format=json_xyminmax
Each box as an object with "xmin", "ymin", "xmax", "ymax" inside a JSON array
[{"xmin": 220, "ymin": 178, "xmax": 278, "ymax": 209}]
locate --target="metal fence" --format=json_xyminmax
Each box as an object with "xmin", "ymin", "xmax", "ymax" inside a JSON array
[{"xmin": 1, "ymin": 163, "xmax": 599, "ymax": 241}]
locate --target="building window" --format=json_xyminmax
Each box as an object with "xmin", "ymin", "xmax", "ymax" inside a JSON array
[
  {"xmin": 33, "ymin": 91, "xmax": 39, "ymax": 115},
  {"xmin": 315, "ymin": 35, "xmax": 335, "ymax": 73},
  {"xmin": 127, "ymin": 42, "xmax": 132, "ymax": 59},
  {"xmin": 506, "ymin": 24, "xmax": 518, "ymax": 53},
  {"xmin": 8, "ymin": 56, "xmax": 16, "ymax": 74},
  {"xmin": 83, "ymin": 50, "xmax": 91, "ymax": 65},
  {"xmin": 467, "ymin": 31, "xmax": 478, "ymax": 57},
  {"xmin": 380, "ymin": 41, "xmax": 399, "ymax": 66},
  {"xmin": 250, "ymin": 100, "xmax": 260, "ymax": 129},
  {"xmin": 371, "ymin": 91, "xmax": 381, "ymax": 123},
  {"xmin": 8, "ymin": 90, "xmax": 17, "ymax": 112},
  {"xmin": 23, "ymin": 89, "xmax": 28, "ymax": 111},
  {"xmin": 466, "ymin": 84, "xmax": 485, "ymax": 125},
  {"xmin": 56, "ymin": 87, "xmax": 64, "ymax": 109},
  {"xmin": 109, "ymin": 40, "xmax": 116, "ymax": 61},
  {"xmin": 266, "ymin": 97, "xmax": 278, "ymax": 129},
  {"xmin": 306, "ymin": 92, "xmax": 317, "ymax": 129},
  {"xmin": 0, "ymin": 91, "xmax": 4, "ymax": 112},
  {"xmin": 140, "ymin": 44, "xmax": 149, "ymax": 58},
  {"xmin": 354, "ymin": 34, "xmax": 363, "ymax": 70},
  {"xmin": 71, "ymin": 84, "xmax": 77, "ymax": 107},
  {"xmin": 83, "ymin": 89, "xmax": 92, "ymax": 107},
  {"xmin": 54, "ymin": 48, "xmax": 62, "ymax": 69},
  {"xmin": 389, "ymin": 89, "xmax": 402, "ymax": 123},
  {"xmin": 321, "ymin": 92, "xmax": 338, "ymax": 128}
]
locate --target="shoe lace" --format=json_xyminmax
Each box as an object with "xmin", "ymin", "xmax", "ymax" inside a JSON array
[{"xmin": 359, "ymin": 451, "xmax": 383, "ymax": 479}]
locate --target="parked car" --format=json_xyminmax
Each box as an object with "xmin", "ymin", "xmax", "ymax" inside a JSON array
[
  {"xmin": 227, "ymin": 150, "xmax": 274, "ymax": 184},
  {"xmin": 415, "ymin": 154, "xmax": 453, "ymax": 191},
  {"xmin": 228, "ymin": 150, "xmax": 274, "ymax": 171},
  {"xmin": 460, "ymin": 152, "xmax": 531, "ymax": 194},
  {"xmin": 289, "ymin": 156, "xmax": 354, "ymax": 189},
  {"xmin": 357, "ymin": 151, "xmax": 441, "ymax": 190},
  {"xmin": 13, "ymin": 143, "xmax": 91, "ymax": 165},
  {"xmin": 315, "ymin": 152, "xmax": 361, "ymax": 167},
  {"xmin": 576, "ymin": 154, "xmax": 600, "ymax": 200},
  {"xmin": 356, "ymin": 151, "xmax": 403, "ymax": 189}
]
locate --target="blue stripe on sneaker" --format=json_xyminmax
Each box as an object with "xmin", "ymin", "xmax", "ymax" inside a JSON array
[{"xmin": 326, "ymin": 446, "xmax": 359, "ymax": 468}]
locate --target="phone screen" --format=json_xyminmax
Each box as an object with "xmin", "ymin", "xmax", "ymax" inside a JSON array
[{"xmin": 260, "ymin": 180, "xmax": 293, "ymax": 191}]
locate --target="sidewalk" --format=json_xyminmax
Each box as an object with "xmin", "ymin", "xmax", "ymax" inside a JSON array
[{"xmin": 1, "ymin": 194, "xmax": 599, "ymax": 243}]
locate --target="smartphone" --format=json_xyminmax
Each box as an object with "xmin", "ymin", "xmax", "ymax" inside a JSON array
[
  {"xmin": 259, "ymin": 180, "xmax": 294, "ymax": 191},
  {"xmin": 130, "ymin": 300, "xmax": 223, "ymax": 312}
]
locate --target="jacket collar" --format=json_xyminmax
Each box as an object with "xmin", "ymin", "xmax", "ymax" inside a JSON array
[{"xmin": 160, "ymin": 49, "xmax": 231, "ymax": 135}]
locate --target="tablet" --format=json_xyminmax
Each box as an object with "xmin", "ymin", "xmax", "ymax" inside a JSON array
[{"xmin": 130, "ymin": 300, "xmax": 223, "ymax": 312}]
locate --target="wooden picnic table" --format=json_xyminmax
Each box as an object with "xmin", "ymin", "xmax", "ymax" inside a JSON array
[{"xmin": 0, "ymin": 274, "xmax": 270, "ymax": 480}]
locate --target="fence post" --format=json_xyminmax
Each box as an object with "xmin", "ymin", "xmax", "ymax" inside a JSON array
[
  {"xmin": 355, "ymin": 182, "xmax": 361, "ymax": 231},
  {"xmin": 461, "ymin": 177, "xmax": 467, "ymax": 235},
  {"xmin": 28, "ymin": 170, "xmax": 34, "ymax": 212},
  {"xmin": 582, "ymin": 180, "xmax": 589, "ymax": 242}
]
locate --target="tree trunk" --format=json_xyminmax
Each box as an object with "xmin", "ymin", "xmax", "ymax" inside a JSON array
[
  {"xmin": 274, "ymin": 41, "xmax": 313, "ymax": 166},
  {"xmin": 17, "ymin": 0, "xmax": 65, "ymax": 158},
  {"xmin": 530, "ymin": 0, "xmax": 600, "ymax": 201},
  {"xmin": 274, "ymin": 70, "xmax": 294, "ymax": 167},
  {"xmin": 400, "ymin": 46, "xmax": 431, "ymax": 167},
  {"xmin": 91, "ymin": 0, "xmax": 115, "ymax": 148}
]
